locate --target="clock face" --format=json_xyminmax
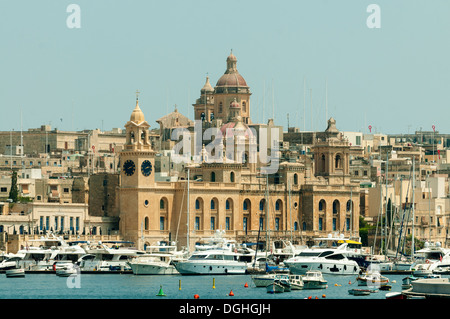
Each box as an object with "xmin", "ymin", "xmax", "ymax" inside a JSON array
[
  {"xmin": 123, "ymin": 160, "xmax": 136, "ymax": 176},
  {"xmin": 141, "ymin": 160, "xmax": 152, "ymax": 176}
]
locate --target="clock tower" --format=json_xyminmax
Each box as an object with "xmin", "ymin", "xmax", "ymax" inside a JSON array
[{"xmin": 119, "ymin": 94, "xmax": 156, "ymax": 247}]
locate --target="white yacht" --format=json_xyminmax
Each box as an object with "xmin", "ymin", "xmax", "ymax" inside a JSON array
[
  {"xmin": 174, "ymin": 249, "xmax": 248, "ymax": 275},
  {"xmin": 16, "ymin": 233, "xmax": 86, "ymax": 271},
  {"xmin": 284, "ymin": 249, "xmax": 360, "ymax": 275},
  {"xmin": 127, "ymin": 243, "xmax": 188, "ymax": 275},
  {"xmin": 78, "ymin": 240, "xmax": 146, "ymax": 272},
  {"xmin": 412, "ymin": 242, "xmax": 450, "ymax": 276}
]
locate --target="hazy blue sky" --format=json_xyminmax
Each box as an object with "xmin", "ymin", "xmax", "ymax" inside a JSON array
[{"xmin": 1, "ymin": 0, "xmax": 449, "ymax": 134}]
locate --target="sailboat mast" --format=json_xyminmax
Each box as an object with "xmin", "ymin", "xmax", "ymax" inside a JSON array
[{"xmin": 412, "ymin": 157, "xmax": 415, "ymax": 260}]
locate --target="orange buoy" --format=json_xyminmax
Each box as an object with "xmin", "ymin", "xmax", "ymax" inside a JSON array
[
  {"xmin": 322, "ymin": 294, "xmax": 326, "ymax": 298},
  {"xmin": 315, "ymin": 296, "xmax": 319, "ymax": 299},
  {"xmin": 194, "ymin": 294, "xmax": 200, "ymax": 299},
  {"xmin": 308, "ymin": 296, "xmax": 312, "ymax": 299},
  {"xmin": 229, "ymin": 290, "xmax": 234, "ymax": 296},
  {"xmin": 349, "ymin": 281, "xmax": 352, "ymax": 284},
  {"xmin": 244, "ymin": 282, "xmax": 248, "ymax": 288}
]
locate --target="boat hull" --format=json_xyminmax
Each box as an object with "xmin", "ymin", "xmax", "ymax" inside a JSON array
[
  {"xmin": 266, "ymin": 282, "xmax": 284, "ymax": 293},
  {"xmin": 129, "ymin": 263, "xmax": 179, "ymax": 275},
  {"xmin": 6, "ymin": 269, "xmax": 25, "ymax": 278},
  {"xmin": 285, "ymin": 260, "xmax": 359, "ymax": 275},
  {"xmin": 175, "ymin": 261, "xmax": 247, "ymax": 275}
]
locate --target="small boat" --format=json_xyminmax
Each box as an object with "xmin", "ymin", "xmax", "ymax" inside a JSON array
[
  {"xmin": 386, "ymin": 292, "xmax": 405, "ymax": 299},
  {"xmin": 6, "ymin": 268, "xmax": 25, "ymax": 278},
  {"xmin": 266, "ymin": 281, "xmax": 284, "ymax": 294},
  {"xmin": 251, "ymin": 273, "xmax": 277, "ymax": 287},
  {"xmin": 302, "ymin": 270, "xmax": 327, "ymax": 289},
  {"xmin": 274, "ymin": 274, "xmax": 291, "ymax": 292},
  {"xmin": 356, "ymin": 271, "xmax": 389, "ymax": 287},
  {"xmin": 402, "ymin": 276, "xmax": 418, "ymax": 289},
  {"xmin": 379, "ymin": 285, "xmax": 392, "ymax": 291},
  {"xmin": 56, "ymin": 264, "xmax": 78, "ymax": 277},
  {"xmin": 349, "ymin": 289, "xmax": 373, "ymax": 296},
  {"xmin": 289, "ymin": 274, "xmax": 304, "ymax": 290}
]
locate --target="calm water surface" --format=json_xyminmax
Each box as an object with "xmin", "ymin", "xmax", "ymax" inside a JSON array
[{"xmin": 0, "ymin": 272, "xmax": 421, "ymax": 299}]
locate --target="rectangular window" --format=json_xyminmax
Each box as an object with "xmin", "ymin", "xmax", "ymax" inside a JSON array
[
  {"xmin": 76, "ymin": 217, "xmax": 80, "ymax": 231},
  {"xmin": 61, "ymin": 217, "xmax": 64, "ymax": 231},
  {"xmin": 46, "ymin": 216, "xmax": 49, "ymax": 230},
  {"xmin": 346, "ymin": 218, "xmax": 350, "ymax": 231},
  {"xmin": 259, "ymin": 217, "xmax": 264, "ymax": 230},
  {"xmin": 319, "ymin": 218, "xmax": 323, "ymax": 231},
  {"xmin": 333, "ymin": 218, "xmax": 337, "ymax": 231},
  {"xmin": 210, "ymin": 217, "xmax": 215, "ymax": 230},
  {"xmin": 55, "ymin": 217, "xmax": 58, "ymax": 230},
  {"xmin": 243, "ymin": 217, "xmax": 248, "ymax": 233},
  {"xmin": 70, "ymin": 217, "xmax": 74, "ymax": 231},
  {"xmin": 195, "ymin": 217, "xmax": 200, "ymax": 230},
  {"xmin": 275, "ymin": 218, "xmax": 280, "ymax": 231},
  {"xmin": 40, "ymin": 216, "xmax": 44, "ymax": 231},
  {"xmin": 226, "ymin": 217, "xmax": 230, "ymax": 230},
  {"xmin": 0, "ymin": 187, "xmax": 7, "ymax": 192},
  {"xmin": 160, "ymin": 217, "xmax": 165, "ymax": 230}
]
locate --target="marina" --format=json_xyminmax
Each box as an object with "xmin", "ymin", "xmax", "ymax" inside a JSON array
[{"xmin": 0, "ymin": 271, "xmax": 431, "ymax": 299}]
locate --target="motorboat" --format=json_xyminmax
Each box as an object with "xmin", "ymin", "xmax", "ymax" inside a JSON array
[
  {"xmin": 251, "ymin": 272, "xmax": 277, "ymax": 287},
  {"xmin": 349, "ymin": 288, "xmax": 375, "ymax": 296},
  {"xmin": 289, "ymin": 274, "xmax": 304, "ymax": 290},
  {"xmin": 266, "ymin": 281, "xmax": 284, "ymax": 294},
  {"xmin": 174, "ymin": 249, "xmax": 248, "ymax": 275},
  {"xmin": 411, "ymin": 241, "xmax": 450, "ymax": 276},
  {"xmin": 16, "ymin": 233, "xmax": 86, "ymax": 271},
  {"xmin": 273, "ymin": 274, "xmax": 291, "ymax": 292},
  {"xmin": 402, "ymin": 277, "xmax": 450, "ymax": 298},
  {"xmin": 284, "ymin": 249, "xmax": 360, "ymax": 275},
  {"xmin": 5, "ymin": 268, "xmax": 25, "ymax": 278},
  {"xmin": 302, "ymin": 270, "xmax": 328, "ymax": 289},
  {"xmin": 0, "ymin": 256, "xmax": 23, "ymax": 271},
  {"xmin": 78, "ymin": 240, "xmax": 146, "ymax": 272},
  {"xmin": 413, "ymin": 262, "xmax": 434, "ymax": 277},
  {"xmin": 56, "ymin": 264, "xmax": 79, "ymax": 277},
  {"xmin": 127, "ymin": 243, "xmax": 188, "ymax": 275},
  {"xmin": 356, "ymin": 270, "xmax": 389, "ymax": 287}
]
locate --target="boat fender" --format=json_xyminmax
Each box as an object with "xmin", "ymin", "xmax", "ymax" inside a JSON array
[{"xmin": 426, "ymin": 259, "xmax": 430, "ymax": 264}]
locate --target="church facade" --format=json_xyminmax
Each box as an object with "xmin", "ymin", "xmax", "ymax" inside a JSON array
[{"xmin": 118, "ymin": 52, "xmax": 360, "ymax": 251}]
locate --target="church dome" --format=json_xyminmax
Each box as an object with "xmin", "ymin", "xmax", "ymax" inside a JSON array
[
  {"xmin": 215, "ymin": 51, "xmax": 248, "ymax": 88},
  {"xmin": 201, "ymin": 76, "xmax": 214, "ymax": 93},
  {"xmin": 130, "ymin": 99, "xmax": 145, "ymax": 124}
]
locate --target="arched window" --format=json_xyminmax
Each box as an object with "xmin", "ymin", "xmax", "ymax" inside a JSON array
[
  {"xmin": 243, "ymin": 200, "xmax": 248, "ymax": 211},
  {"xmin": 195, "ymin": 199, "xmax": 200, "ymax": 210},
  {"xmin": 275, "ymin": 199, "xmax": 282, "ymax": 211},
  {"xmin": 160, "ymin": 199, "xmax": 165, "ymax": 209},
  {"xmin": 226, "ymin": 199, "xmax": 230, "ymax": 210},
  {"xmin": 219, "ymin": 102, "xmax": 223, "ymax": 113},
  {"xmin": 144, "ymin": 217, "xmax": 149, "ymax": 230},
  {"xmin": 333, "ymin": 200, "xmax": 340, "ymax": 214},
  {"xmin": 319, "ymin": 199, "xmax": 326, "ymax": 212},
  {"xmin": 230, "ymin": 172, "xmax": 235, "ymax": 183},
  {"xmin": 210, "ymin": 199, "xmax": 216, "ymax": 210},
  {"xmin": 346, "ymin": 200, "xmax": 353, "ymax": 212},
  {"xmin": 242, "ymin": 101, "xmax": 246, "ymax": 112},
  {"xmin": 259, "ymin": 199, "xmax": 265, "ymax": 211},
  {"xmin": 211, "ymin": 171, "xmax": 216, "ymax": 182},
  {"xmin": 293, "ymin": 173, "xmax": 298, "ymax": 185}
]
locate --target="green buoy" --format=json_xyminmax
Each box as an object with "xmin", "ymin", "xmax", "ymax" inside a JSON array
[{"xmin": 156, "ymin": 285, "xmax": 166, "ymax": 297}]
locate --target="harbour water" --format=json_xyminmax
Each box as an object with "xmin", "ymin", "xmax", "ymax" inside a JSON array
[{"xmin": 0, "ymin": 272, "xmax": 419, "ymax": 299}]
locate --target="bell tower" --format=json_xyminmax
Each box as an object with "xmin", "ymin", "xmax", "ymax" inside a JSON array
[
  {"xmin": 119, "ymin": 92, "xmax": 157, "ymax": 247},
  {"xmin": 121, "ymin": 92, "xmax": 156, "ymax": 188}
]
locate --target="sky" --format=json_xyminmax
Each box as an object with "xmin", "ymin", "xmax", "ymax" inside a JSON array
[{"xmin": 0, "ymin": 0, "xmax": 449, "ymax": 135}]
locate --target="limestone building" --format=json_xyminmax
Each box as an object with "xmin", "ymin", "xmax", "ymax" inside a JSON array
[{"xmin": 117, "ymin": 52, "xmax": 360, "ymax": 251}]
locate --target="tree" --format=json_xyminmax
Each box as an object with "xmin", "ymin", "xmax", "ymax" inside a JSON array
[{"xmin": 8, "ymin": 170, "xmax": 19, "ymax": 203}]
